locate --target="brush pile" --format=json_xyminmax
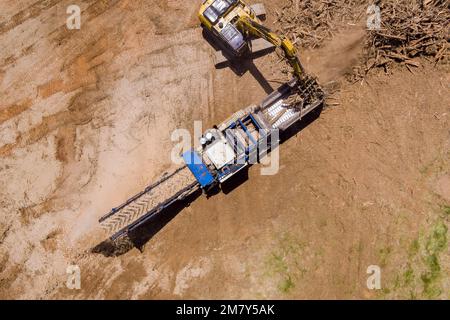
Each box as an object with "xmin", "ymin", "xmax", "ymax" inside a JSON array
[
  {"xmin": 274, "ymin": 0, "xmax": 449, "ymax": 75},
  {"xmin": 274, "ymin": 0, "xmax": 367, "ymax": 49},
  {"xmin": 364, "ymin": 0, "xmax": 450, "ymax": 74}
]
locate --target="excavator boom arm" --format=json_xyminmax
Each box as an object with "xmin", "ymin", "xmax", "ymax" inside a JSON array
[{"xmin": 236, "ymin": 16, "xmax": 304, "ymax": 77}]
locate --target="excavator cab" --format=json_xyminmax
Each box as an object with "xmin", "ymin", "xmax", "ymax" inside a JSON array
[
  {"xmin": 201, "ymin": 0, "xmax": 239, "ymax": 25},
  {"xmin": 199, "ymin": 0, "xmax": 273, "ymax": 65},
  {"xmin": 200, "ymin": 0, "xmax": 249, "ymax": 57},
  {"xmin": 198, "ymin": 0, "xmax": 275, "ymax": 68}
]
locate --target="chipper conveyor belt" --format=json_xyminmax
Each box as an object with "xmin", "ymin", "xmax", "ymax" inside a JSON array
[
  {"xmin": 99, "ymin": 76, "xmax": 323, "ymax": 242},
  {"xmin": 99, "ymin": 165, "xmax": 199, "ymax": 240}
]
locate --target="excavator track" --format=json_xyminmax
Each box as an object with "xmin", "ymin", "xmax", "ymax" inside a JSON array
[{"xmin": 99, "ymin": 165, "xmax": 199, "ymax": 240}]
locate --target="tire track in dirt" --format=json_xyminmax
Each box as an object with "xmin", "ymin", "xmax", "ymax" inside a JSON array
[
  {"xmin": 0, "ymin": 0, "xmax": 222, "ymax": 299},
  {"xmin": 0, "ymin": 98, "xmax": 32, "ymax": 125},
  {"xmin": 0, "ymin": 3, "xmax": 128, "ymax": 224},
  {"xmin": 49, "ymin": 0, "xmax": 123, "ymax": 48},
  {"xmin": 0, "ymin": 0, "xmax": 62, "ymax": 36},
  {"xmin": 5, "ymin": 90, "xmax": 109, "ymax": 222}
]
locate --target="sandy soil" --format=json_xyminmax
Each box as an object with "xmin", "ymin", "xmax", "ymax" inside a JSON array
[{"xmin": 0, "ymin": 0, "xmax": 449, "ymax": 299}]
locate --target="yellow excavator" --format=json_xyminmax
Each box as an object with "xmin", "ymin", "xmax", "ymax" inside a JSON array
[
  {"xmin": 199, "ymin": 0, "xmax": 304, "ymax": 77},
  {"xmin": 199, "ymin": 0, "xmax": 323, "ymax": 113}
]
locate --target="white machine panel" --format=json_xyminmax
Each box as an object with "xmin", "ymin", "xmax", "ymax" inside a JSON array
[{"xmin": 205, "ymin": 140, "xmax": 235, "ymax": 169}]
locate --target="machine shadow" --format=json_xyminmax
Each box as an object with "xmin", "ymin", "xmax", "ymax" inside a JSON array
[
  {"xmin": 201, "ymin": 28, "xmax": 275, "ymax": 94},
  {"xmin": 91, "ymin": 104, "xmax": 324, "ymax": 257},
  {"xmin": 91, "ymin": 189, "xmax": 203, "ymax": 257}
]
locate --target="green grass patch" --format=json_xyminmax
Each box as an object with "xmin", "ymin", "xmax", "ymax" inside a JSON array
[
  {"xmin": 420, "ymin": 221, "xmax": 447, "ymax": 298},
  {"xmin": 425, "ymin": 221, "xmax": 447, "ymax": 254},
  {"xmin": 385, "ymin": 218, "xmax": 448, "ymax": 299},
  {"xmin": 402, "ymin": 265, "xmax": 414, "ymax": 286},
  {"xmin": 408, "ymin": 239, "xmax": 420, "ymax": 258},
  {"xmin": 379, "ymin": 246, "xmax": 392, "ymax": 267},
  {"xmin": 264, "ymin": 233, "xmax": 306, "ymax": 294},
  {"xmin": 279, "ymin": 276, "xmax": 295, "ymax": 293}
]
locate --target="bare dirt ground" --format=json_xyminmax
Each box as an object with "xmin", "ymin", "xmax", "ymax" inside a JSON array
[{"xmin": 0, "ymin": 0, "xmax": 449, "ymax": 299}]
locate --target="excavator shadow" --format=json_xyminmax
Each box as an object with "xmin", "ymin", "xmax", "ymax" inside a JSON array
[
  {"xmin": 201, "ymin": 28, "xmax": 275, "ymax": 94},
  {"xmin": 91, "ymin": 104, "xmax": 324, "ymax": 257}
]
